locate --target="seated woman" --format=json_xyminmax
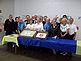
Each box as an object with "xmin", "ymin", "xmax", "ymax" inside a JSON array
[
  {"xmin": 69, "ymin": 17, "xmax": 77, "ymax": 40},
  {"xmin": 24, "ymin": 15, "xmax": 30, "ymax": 25},
  {"xmin": 60, "ymin": 18, "xmax": 70, "ymax": 39},
  {"xmin": 34, "ymin": 17, "xmax": 44, "ymax": 31},
  {"xmin": 48, "ymin": 19, "xmax": 60, "ymax": 38},
  {"xmin": 18, "ymin": 18, "xmax": 26, "ymax": 33},
  {"xmin": 25, "ymin": 18, "xmax": 35, "ymax": 30}
]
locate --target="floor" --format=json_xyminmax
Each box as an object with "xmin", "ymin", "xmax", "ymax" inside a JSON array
[
  {"xmin": 0, "ymin": 32, "xmax": 81, "ymax": 61},
  {"xmin": 0, "ymin": 45, "xmax": 81, "ymax": 61}
]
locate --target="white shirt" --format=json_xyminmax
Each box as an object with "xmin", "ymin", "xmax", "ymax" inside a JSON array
[
  {"xmin": 26, "ymin": 24, "xmax": 35, "ymax": 30},
  {"xmin": 34, "ymin": 22, "xmax": 44, "ymax": 31},
  {"xmin": 69, "ymin": 24, "xmax": 77, "ymax": 35},
  {"xmin": 60, "ymin": 24, "xmax": 70, "ymax": 32}
]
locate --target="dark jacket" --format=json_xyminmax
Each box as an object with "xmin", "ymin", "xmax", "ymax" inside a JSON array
[
  {"xmin": 4, "ymin": 19, "xmax": 14, "ymax": 35},
  {"xmin": 48, "ymin": 24, "xmax": 60, "ymax": 37},
  {"xmin": 14, "ymin": 21, "xmax": 18, "ymax": 32}
]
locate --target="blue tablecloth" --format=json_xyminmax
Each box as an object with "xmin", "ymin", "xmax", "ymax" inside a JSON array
[{"xmin": 18, "ymin": 37, "xmax": 76, "ymax": 53}]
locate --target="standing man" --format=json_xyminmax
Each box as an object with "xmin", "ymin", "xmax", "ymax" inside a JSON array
[{"xmin": 4, "ymin": 14, "xmax": 14, "ymax": 35}]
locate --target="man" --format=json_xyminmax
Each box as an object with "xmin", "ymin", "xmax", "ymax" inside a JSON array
[
  {"xmin": 69, "ymin": 17, "xmax": 77, "ymax": 40},
  {"xmin": 14, "ymin": 17, "xmax": 19, "ymax": 34},
  {"xmin": 43, "ymin": 16, "xmax": 48, "ymax": 26},
  {"xmin": 18, "ymin": 18, "xmax": 26, "ymax": 33},
  {"xmin": 4, "ymin": 14, "xmax": 14, "ymax": 35},
  {"xmin": 44, "ymin": 18, "xmax": 51, "ymax": 32}
]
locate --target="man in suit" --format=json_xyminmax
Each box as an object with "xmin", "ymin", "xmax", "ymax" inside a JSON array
[{"xmin": 4, "ymin": 14, "xmax": 14, "ymax": 35}]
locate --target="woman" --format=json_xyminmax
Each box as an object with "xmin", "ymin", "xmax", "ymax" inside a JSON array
[
  {"xmin": 24, "ymin": 15, "xmax": 30, "ymax": 25},
  {"xmin": 34, "ymin": 17, "xmax": 44, "ymax": 31},
  {"xmin": 60, "ymin": 18, "xmax": 70, "ymax": 39},
  {"xmin": 48, "ymin": 19, "xmax": 60, "ymax": 38},
  {"xmin": 25, "ymin": 18, "xmax": 35, "ymax": 30}
]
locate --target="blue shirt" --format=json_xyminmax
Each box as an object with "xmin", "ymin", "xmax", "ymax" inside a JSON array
[
  {"xmin": 18, "ymin": 22, "xmax": 26, "ymax": 31},
  {"xmin": 44, "ymin": 22, "xmax": 51, "ymax": 32}
]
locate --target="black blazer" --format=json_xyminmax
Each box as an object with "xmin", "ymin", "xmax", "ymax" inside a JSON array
[{"xmin": 4, "ymin": 19, "xmax": 14, "ymax": 32}]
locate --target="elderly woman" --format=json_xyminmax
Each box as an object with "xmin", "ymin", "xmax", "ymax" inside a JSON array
[
  {"xmin": 34, "ymin": 17, "xmax": 44, "ymax": 31},
  {"xmin": 25, "ymin": 18, "xmax": 35, "ymax": 30},
  {"xmin": 48, "ymin": 19, "xmax": 60, "ymax": 38}
]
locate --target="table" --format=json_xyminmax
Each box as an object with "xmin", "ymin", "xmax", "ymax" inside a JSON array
[
  {"xmin": 2, "ymin": 34, "xmax": 19, "ymax": 46},
  {"xmin": 2, "ymin": 34, "xmax": 81, "ymax": 55},
  {"xmin": 18, "ymin": 37, "xmax": 76, "ymax": 53}
]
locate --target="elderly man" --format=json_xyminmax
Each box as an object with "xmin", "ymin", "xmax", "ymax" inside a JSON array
[
  {"xmin": 18, "ymin": 18, "xmax": 26, "ymax": 33},
  {"xmin": 44, "ymin": 18, "xmax": 51, "ymax": 32},
  {"xmin": 4, "ymin": 14, "xmax": 14, "ymax": 35}
]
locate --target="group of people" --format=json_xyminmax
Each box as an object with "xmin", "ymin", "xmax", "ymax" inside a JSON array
[{"xmin": 4, "ymin": 14, "xmax": 78, "ymax": 40}]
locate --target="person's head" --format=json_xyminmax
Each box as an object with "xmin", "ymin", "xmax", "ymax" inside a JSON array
[
  {"xmin": 55, "ymin": 15, "xmax": 59, "ymax": 19},
  {"xmin": 37, "ymin": 17, "xmax": 41, "ymax": 24},
  {"xmin": 61, "ymin": 18, "xmax": 67, "ymax": 25},
  {"xmin": 15, "ymin": 17, "xmax": 19, "ymax": 22},
  {"xmin": 34, "ymin": 15, "xmax": 38, "ymax": 20},
  {"xmin": 52, "ymin": 19, "xmax": 56, "ymax": 26},
  {"xmin": 59, "ymin": 18, "xmax": 63, "ymax": 24},
  {"xmin": 26, "ymin": 15, "xmax": 30, "ymax": 20},
  {"xmin": 46, "ymin": 18, "xmax": 50, "ymax": 23},
  {"xmin": 9, "ymin": 14, "xmax": 13, "ymax": 20},
  {"xmin": 39, "ymin": 16, "xmax": 43, "ymax": 22},
  {"xmin": 19, "ymin": 18, "xmax": 23, "ymax": 23},
  {"xmin": 32, "ymin": 16, "xmax": 35, "ymax": 20},
  {"xmin": 69, "ymin": 17, "xmax": 74, "ymax": 24},
  {"xmin": 62, "ymin": 15, "xmax": 67, "ymax": 19},
  {"xmin": 29, "ymin": 18, "xmax": 33, "ymax": 24},
  {"xmin": 43, "ymin": 16, "xmax": 48, "ymax": 21}
]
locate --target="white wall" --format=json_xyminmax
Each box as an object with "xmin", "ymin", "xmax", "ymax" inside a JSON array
[
  {"xmin": 14, "ymin": 0, "xmax": 81, "ymax": 40},
  {"xmin": 0, "ymin": 0, "xmax": 14, "ymax": 23},
  {"xmin": 0, "ymin": 0, "xmax": 81, "ymax": 40},
  {"xmin": 14, "ymin": 0, "xmax": 81, "ymax": 18}
]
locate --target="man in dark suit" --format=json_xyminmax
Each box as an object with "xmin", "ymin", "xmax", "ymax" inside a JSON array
[{"xmin": 4, "ymin": 14, "xmax": 14, "ymax": 35}]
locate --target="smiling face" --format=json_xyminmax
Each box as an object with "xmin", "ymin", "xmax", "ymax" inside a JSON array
[
  {"xmin": 52, "ymin": 18, "xmax": 56, "ymax": 25},
  {"xmin": 9, "ymin": 15, "xmax": 13, "ymax": 20},
  {"xmin": 19, "ymin": 18, "xmax": 23, "ymax": 23},
  {"xmin": 70, "ymin": 17, "xmax": 74, "ymax": 24},
  {"xmin": 15, "ymin": 17, "xmax": 19, "ymax": 22},
  {"xmin": 30, "ymin": 19, "xmax": 33, "ymax": 24},
  {"xmin": 26, "ymin": 15, "xmax": 30, "ymax": 20},
  {"xmin": 46, "ymin": 18, "xmax": 50, "ymax": 23},
  {"xmin": 62, "ymin": 18, "xmax": 67, "ymax": 25}
]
